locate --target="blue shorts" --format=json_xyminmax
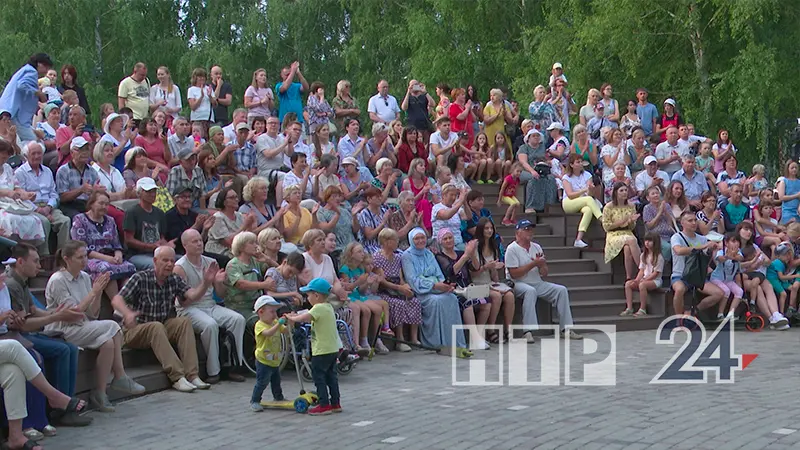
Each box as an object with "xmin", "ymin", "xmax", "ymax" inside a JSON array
[{"xmin": 671, "ymin": 276, "xmax": 687, "ymax": 290}]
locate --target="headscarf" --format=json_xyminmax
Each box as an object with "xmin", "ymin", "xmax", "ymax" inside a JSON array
[
  {"xmin": 404, "ymin": 227, "xmax": 435, "ymax": 278},
  {"xmin": 405, "ymin": 228, "xmax": 428, "ymax": 257},
  {"xmin": 436, "ymin": 227, "xmax": 453, "ymax": 244},
  {"xmin": 206, "ymin": 126, "xmax": 224, "ymax": 156},
  {"xmin": 209, "ymin": 126, "xmax": 223, "ymax": 138}
]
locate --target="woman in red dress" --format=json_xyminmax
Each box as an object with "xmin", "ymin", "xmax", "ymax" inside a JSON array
[{"xmin": 448, "ymin": 88, "xmax": 476, "ymax": 148}]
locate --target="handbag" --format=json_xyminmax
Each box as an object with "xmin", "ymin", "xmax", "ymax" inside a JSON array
[
  {"xmin": 678, "ymin": 232, "xmax": 710, "ymax": 289},
  {"xmin": 534, "ymin": 162, "xmax": 551, "ymax": 177},
  {"xmin": 0, "ymin": 198, "xmax": 36, "ymax": 215},
  {"xmin": 454, "ymin": 283, "xmax": 491, "ymax": 300}
]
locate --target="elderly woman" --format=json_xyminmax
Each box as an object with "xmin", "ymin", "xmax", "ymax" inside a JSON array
[
  {"xmin": 371, "ymin": 158, "xmax": 400, "ymax": 203},
  {"xmin": 123, "ymin": 146, "xmax": 163, "ymax": 189},
  {"xmin": 387, "ymin": 191, "xmax": 423, "ymax": 250},
  {"xmin": 201, "ymin": 126, "xmax": 235, "ymax": 177},
  {"xmin": 483, "ymin": 89, "xmax": 512, "ymax": 146},
  {"xmin": 282, "ymin": 184, "xmax": 318, "ymax": 247},
  {"xmin": 45, "ymin": 240, "xmax": 145, "ymax": 412},
  {"xmin": 35, "ymin": 104, "xmax": 63, "ymax": 169},
  {"xmin": 0, "ymin": 141, "xmax": 44, "ymax": 246},
  {"xmin": 401, "ymin": 228, "xmax": 471, "ymax": 358},
  {"xmin": 317, "ymin": 185, "xmax": 357, "ymax": 256},
  {"xmin": 435, "ymin": 229, "xmax": 491, "ymax": 350},
  {"xmin": 642, "ymin": 186, "xmax": 675, "ymax": 261},
  {"xmin": 340, "ymin": 156, "xmax": 373, "ymax": 205},
  {"xmin": 54, "ymin": 106, "xmax": 95, "ymax": 168},
  {"xmin": 206, "ymin": 187, "xmax": 256, "ymax": 258},
  {"xmin": 600, "ymin": 128, "xmax": 631, "ymax": 188},
  {"xmin": 91, "ymin": 141, "xmax": 134, "ymax": 230},
  {"xmin": 528, "ymin": 85, "xmax": 558, "ymax": 133},
  {"xmin": 100, "ymin": 113, "xmax": 133, "ymax": 171},
  {"xmin": 402, "ymin": 157, "xmax": 433, "ymax": 230},
  {"xmin": 256, "ymin": 227, "xmax": 284, "ymax": 269},
  {"xmin": 314, "ymin": 154, "xmax": 345, "ymax": 202},
  {"xmin": 239, "ymin": 176, "xmax": 284, "ymax": 230},
  {"xmin": 356, "ymin": 187, "xmax": 391, "ymax": 254},
  {"xmin": 331, "ymin": 80, "xmax": 360, "ymax": 135},
  {"xmin": 602, "ymin": 183, "xmax": 641, "ymax": 280},
  {"xmin": 366, "ymin": 123, "xmax": 396, "ymax": 171},
  {"xmin": 517, "ymin": 129, "xmax": 558, "ymax": 214},
  {"xmin": 432, "ymin": 184, "xmax": 468, "ymax": 251},
  {"xmin": 305, "ymin": 81, "xmax": 334, "ymax": 132},
  {"xmin": 374, "ymin": 228, "xmax": 422, "ymax": 351},
  {"xmin": 70, "ymin": 192, "xmax": 136, "ymax": 301},
  {"xmin": 627, "ymin": 128, "xmax": 651, "ymax": 174},
  {"xmin": 547, "ymin": 122, "xmax": 570, "ymax": 186},
  {"xmin": 224, "ymin": 232, "xmax": 272, "ymax": 315},
  {"xmin": 562, "ymin": 154, "xmax": 602, "ymax": 248}
]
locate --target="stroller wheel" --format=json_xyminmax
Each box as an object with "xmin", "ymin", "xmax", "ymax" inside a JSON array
[
  {"xmin": 300, "ymin": 363, "xmax": 313, "ymax": 383},
  {"xmin": 745, "ymin": 315, "xmax": 765, "ymax": 332}
]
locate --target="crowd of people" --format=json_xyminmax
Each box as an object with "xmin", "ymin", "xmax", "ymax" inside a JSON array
[{"xmin": 0, "ymin": 51, "xmax": 794, "ymax": 444}]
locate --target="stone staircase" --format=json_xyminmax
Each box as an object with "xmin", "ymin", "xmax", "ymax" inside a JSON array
[{"xmin": 475, "ymin": 183, "xmax": 670, "ymax": 332}]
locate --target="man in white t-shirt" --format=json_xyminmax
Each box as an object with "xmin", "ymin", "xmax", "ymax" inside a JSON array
[
  {"xmin": 367, "ymin": 80, "xmax": 400, "ymax": 124},
  {"xmin": 505, "ymin": 220, "xmax": 582, "ymax": 342},
  {"xmin": 677, "ymin": 124, "xmax": 710, "ymax": 153},
  {"xmin": 634, "ymin": 156, "xmax": 669, "ymax": 196},
  {"xmin": 255, "ymin": 116, "xmax": 288, "ymax": 179},
  {"xmin": 670, "ymin": 212, "xmax": 724, "ymax": 315},
  {"xmin": 654, "ymin": 125, "xmax": 690, "ymax": 177},
  {"xmin": 117, "ymin": 62, "xmax": 150, "ymax": 121},
  {"xmin": 222, "ymin": 108, "xmax": 248, "ymax": 144},
  {"xmin": 429, "ymin": 117, "xmax": 459, "ymax": 167}
]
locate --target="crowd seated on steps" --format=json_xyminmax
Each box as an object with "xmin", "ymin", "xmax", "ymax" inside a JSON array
[{"xmin": 0, "ymin": 51, "xmax": 791, "ymax": 444}]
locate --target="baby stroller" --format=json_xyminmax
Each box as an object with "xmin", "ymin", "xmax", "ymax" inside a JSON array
[{"xmin": 290, "ymin": 319, "xmax": 359, "ymax": 383}]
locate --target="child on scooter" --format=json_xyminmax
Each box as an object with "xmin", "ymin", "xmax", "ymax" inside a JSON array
[
  {"xmin": 287, "ymin": 278, "xmax": 342, "ymax": 415},
  {"xmin": 250, "ymin": 296, "xmax": 288, "ymax": 412}
]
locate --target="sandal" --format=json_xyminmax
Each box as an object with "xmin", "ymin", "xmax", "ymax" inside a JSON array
[
  {"xmin": 50, "ymin": 397, "xmax": 86, "ymax": 420},
  {"xmin": 486, "ymin": 330, "xmax": 500, "ymax": 344},
  {"xmin": 5, "ymin": 439, "xmax": 41, "ymax": 450},
  {"xmin": 456, "ymin": 348, "xmax": 473, "ymax": 359},
  {"xmin": 619, "ymin": 308, "xmax": 634, "ymax": 317},
  {"xmin": 633, "ymin": 308, "xmax": 648, "ymax": 317}
]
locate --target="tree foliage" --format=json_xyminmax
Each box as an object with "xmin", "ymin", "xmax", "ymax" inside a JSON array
[{"xmin": 1, "ymin": 0, "xmax": 798, "ymax": 171}]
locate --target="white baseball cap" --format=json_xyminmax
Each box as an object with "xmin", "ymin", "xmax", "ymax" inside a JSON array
[
  {"xmin": 135, "ymin": 177, "xmax": 158, "ymax": 192},
  {"xmin": 552, "ymin": 62, "xmax": 563, "ymax": 70},
  {"xmin": 546, "ymin": 122, "xmax": 563, "ymax": 131},
  {"xmin": 70, "ymin": 137, "xmax": 89, "ymax": 150},
  {"xmin": 254, "ymin": 295, "xmax": 281, "ymax": 313},
  {"xmin": 644, "ymin": 155, "xmax": 658, "ymax": 165},
  {"xmin": 341, "ymin": 157, "xmax": 358, "ymax": 166},
  {"xmin": 663, "ymin": 98, "xmax": 676, "ymax": 107}
]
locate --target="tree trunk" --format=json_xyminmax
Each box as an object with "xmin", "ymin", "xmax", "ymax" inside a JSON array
[
  {"xmin": 687, "ymin": 2, "xmax": 711, "ymax": 125},
  {"xmin": 94, "ymin": 14, "xmax": 103, "ymax": 84}
]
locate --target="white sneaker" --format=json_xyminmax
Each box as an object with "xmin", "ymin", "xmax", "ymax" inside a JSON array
[
  {"xmin": 522, "ymin": 331, "xmax": 536, "ymax": 344},
  {"xmin": 172, "ymin": 377, "xmax": 196, "ymax": 393},
  {"xmin": 375, "ymin": 339, "xmax": 390, "ymax": 355},
  {"xmin": 573, "ymin": 239, "xmax": 588, "ymax": 248},
  {"xmin": 470, "ymin": 339, "xmax": 490, "ymax": 351},
  {"xmin": 771, "ymin": 313, "xmax": 790, "ymax": 329},
  {"xmin": 189, "ymin": 377, "xmax": 211, "ymax": 390},
  {"xmin": 397, "ymin": 343, "xmax": 412, "ymax": 352}
]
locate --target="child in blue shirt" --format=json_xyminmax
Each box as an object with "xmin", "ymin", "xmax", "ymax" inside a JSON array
[{"xmin": 709, "ymin": 233, "xmax": 744, "ymax": 320}]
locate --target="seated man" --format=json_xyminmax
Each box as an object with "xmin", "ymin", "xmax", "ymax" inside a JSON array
[
  {"xmin": 174, "ymin": 229, "xmax": 246, "ymax": 383},
  {"xmin": 671, "ymin": 154, "xmax": 712, "ymax": 210},
  {"xmin": 5, "ymin": 243, "xmax": 92, "ymax": 426},
  {"xmin": 123, "ymin": 177, "xmax": 170, "ymax": 270},
  {"xmin": 54, "ymin": 136, "xmax": 103, "ymax": 219},
  {"xmin": 165, "ymin": 186, "xmax": 215, "ymax": 258},
  {"xmin": 111, "ymin": 246, "xmax": 216, "ymax": 392},
  {"xmin": 505, "ymin": 220, "xmax": 582, "ymax": 342},
  {"xmin": 721, "ymin": 183, "xmax": 750, "ymax": 233},
  {"xmin": 166, "ymin": 147, "xmax": 206, "ymax": 211},
  {"xmin": 670, "ymin": 211, "xmax": 725, "ymax": 315},
  {"xmin": 15, "ymin": 141, "xmax": 71, "ymax": 255}
]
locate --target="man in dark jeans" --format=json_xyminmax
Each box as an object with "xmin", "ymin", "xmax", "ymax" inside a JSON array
[{"xmin": 5, "ymin": 243, "xmax": 92, "ymax": 426}]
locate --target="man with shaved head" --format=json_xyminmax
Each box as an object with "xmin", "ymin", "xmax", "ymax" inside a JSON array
[
  {"xmin": 112, "ymin": 245, "xmax": 221, "ymax": 392},
  {"xmin": 173, "ymin": 229, "xmax": 246, "ymax": 383}
]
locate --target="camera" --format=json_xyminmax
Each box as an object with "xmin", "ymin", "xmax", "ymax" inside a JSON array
[{"xmin": 83, "ymin": 124, "xmax": 95, "ymax": 134}]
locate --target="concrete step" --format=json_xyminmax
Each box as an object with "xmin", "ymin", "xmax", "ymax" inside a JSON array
[
  {"xmin": 569, "ymin": 296, "xmax": 666, "ymax": 319},
  {"xmin": 496, "ymin": 223, "xmax": 552, "ymax": 236},
  {"xmin": 539, "ymin": 246, "xmax": 583, "ymax": 260},
  {"xmin": 568, "ymin": 285, "xmax": 626, "ymax": 302},
  {"xmin": 545, "ymin": 271, "xmax": 612, "ymax": 287},
  {"xmin": 76, "ymin": 364, "xmax": 170, "ymax": 404},
  {"xmin": 572, "ymin": 314, "xmax": 668, "ymax": 332},
  {"xmin": 542, "ymin": 259, "xmax": 597, "ymax": 274},
  {"xmin": 526, "ymin": 234, "xmax": 566, "ymax": 247}
]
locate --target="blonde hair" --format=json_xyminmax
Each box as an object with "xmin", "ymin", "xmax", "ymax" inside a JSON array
[
  {"xmin": 257, "ymin": 227, "xmax": 281, "ymax": 251},
  {"xmin": 93, "ymin": 141, "xmax": 111, "ymax": 162},
  {"xmin": 301, "ymin": 229, "xmax": 325, "ymax": 250},
  {"xmin": 388, "ymin": 119, "xmax": 402, "ymax": 140},
  {"xmin": 533, "ymin": 85, "xmax": 546, "ymax": 98},
  {"xmin": 340, "ymin": 242, "xmax": 365, "ymax": 270},
  {"xmin": 336, "ymin": 80, "xmax": 350, "ymax": 96},
  {"xmin": 752, "ymin": 164, "xmax": 766, "ymax": 176},
  {"xmin": 251, "ymin": 68, "xmax": 267, "ymax": 88},
  {"xmin": 282, "ymin": 184, "xmax": 301, "ymax": 197},
  {"xmin": 157, "ymin": 66, "xmax": 174, "ymax": 94},
  {"xmin": 489, "ymin": 88, "xmax": 503, "ymax": 99},
  {"xmin": 242, "ymin": 176, "xmax": 268, "ymax": 202},
  {"xmin": 586, "ymin": 88, "xmax": 601, "ymax": 106},
  {"xmin": 231, "ymin": 231, "xmax": 257, "ymax": 257},
  {"xmin": 440, "ymin": 183, "xmax": 457, "ymax": 194},
  {"xmin": 378, "ymin": 228, "xmax": 398, "ymax": 245},
  {"xmin": 408, "ymin": 158, "xmax": 426, "ymax": 179}
]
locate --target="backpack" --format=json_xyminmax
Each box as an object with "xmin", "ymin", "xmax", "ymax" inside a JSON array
[{"xmin": 678, "ymin": 232, "xmax": 710, "ymax": 289}]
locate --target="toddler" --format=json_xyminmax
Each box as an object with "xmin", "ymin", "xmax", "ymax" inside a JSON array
[
  {"xmin": 710, "ymin": 233, "xmax": 745, "ymax": 320},
  {"xmin": 250, "ymin": 296, "xmax": 288, "ymax": 412},
  {"xmin": 265, "ymin": 252, "xmax": 305, "ymax": 309},
  {"xmin": 287, "ymin": 278, "xmax": 342, "ymax": 415},
  {"xmin": 622, "ymin": 233, "xmax": 663, "ymax": 317},
  {"xmin": 497, "ymin": 163, "xmax": 522, "ymax": 227},
  {"xmin": 767, "ymin": 243, "xmax": 800, "ymax": 319},
  {"xmin": 192, "ymin": 122, "xmax": 206, "ymax": 148},
  {"xmin": 338, "ymin": 243, "xmax": 391, "ymax": 354}
]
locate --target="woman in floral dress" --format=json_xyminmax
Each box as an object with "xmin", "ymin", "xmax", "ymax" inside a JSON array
[
  {"xmin": 374, "ymin": 228, "xmax": 422, "ymax": 351},
  {"xmin": 0, "ymin": 140, "xmax": 44, "ymax": 245},
  {"xmin": 69, "ymin": 191, "xmax": 136, "ymax": 300}
]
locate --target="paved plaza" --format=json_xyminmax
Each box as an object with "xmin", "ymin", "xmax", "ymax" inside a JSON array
[{"xmin": 45, "ymin": 326, "xmax": 800, "ymax": 450}]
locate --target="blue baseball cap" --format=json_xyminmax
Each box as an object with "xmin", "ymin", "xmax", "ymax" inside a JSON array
[
  {"xmin": 515, "ymin": 219, "xmax": 535, "ymax": 230},
  {"xmin": 299, "ymin": 277, "xmax": 332, "ymax": 295}
]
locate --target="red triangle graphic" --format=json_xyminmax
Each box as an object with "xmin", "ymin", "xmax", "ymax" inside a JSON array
[{"xmin": 741, "ymin": 354, "xmax": 758, "ymax": 369}]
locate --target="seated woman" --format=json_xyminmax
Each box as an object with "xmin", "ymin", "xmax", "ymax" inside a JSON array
[
  {"xmin": 339, "ymin": 242, "xmax": 391, "ymax": 355},
  {"xmin": 435, "ymin": 229, "xmax": 491, "ymax": 350},
  {"xmin": 401, "ymin": 228, "xmax": 471, "ymax": 358},
  {"xmin": 44, "ymin": 241, "xmax": 145, "ymax": 412},
  {"xmin": 314, "ymin": 155, "xmax": 347, "ymax": 203},
  {"xmin": 0, "ymin": 339, "xmax": 90, "ymax": 450},
  {"xmin": 431, "ymin": 184, "xmax": 468, "ymax": 252},
  {"xmin": 373, "ymin": 228, "xmax": 422, "ymax": 351},
  {"xmin": 642, "ymin": 186, "xmax": 675, "ymax": 261},
  {"xmin": 387, "ymin": 191, "xmax": 423, "ymax": 251},
  {"xmin": 70, "ymin": 192, "xmax": 136, "ymax": 301},
  {"xmin": 0, "ymin": 141, "xmax": 44, "ymax": 249},
  {"xmin": 516, "ymin": 129, "xmax": 559, "ymax": 214},
  {"xmin": 256, "ymin": 227, "xmax": 288, "ymax": 269},
  {"xmin": 316, "ymin": 186, "xmax": 357, "ymax": 259},
  {"xmin": 224, "ymin": 231, "xmax": 272, "ymax": 315},
  {"xmin": 402, "ymin": 158, "xmax": 434, "ymax": 231},
  {"xmin": 561, "ymin": 154, "xmax": 602, "ymax": 248},
  {"xmin": 696, "ymin": 191, "xmax": 725, "ymax": 236},
  {"xmin": 206, "ymin": 187, "xmax": 257, "ymax": 259},
  {"xmin": 602, "ymin": 183, "xmax": 642, "ymax": 280},
  {"xmin": 123, "ymin": 146, "xmax": 164, "ymax": 190},
  {"xmin": 340, "ymin": 156, "xmax": 374, "ymax": 205},
  {"xmin": 604, "ymin": 162, "xmax": 636, "ymax": 205},
  {"xmin": 471, "ymin": 218, "xmax": 514, "ymax": 344},
  {"xmin": 665, "ymin": 180, "xmax": 689, "ymax": 222},
  {"xmin": 357, "ymin": 187, "xmax": 391, "ymax": 255},
  {"xmin": 91, "ymin": 141, "xmax": 135, "ymax": 231},
  {"xmin": 239, "ymin": 176, "xmax": 284, "ymax": 230},
  {"xmin": 282, "ymin": 184, "xmax": 319, "ymax": 248},
  {"xmin": 371, "ymin": 158, "xmax": 400, "ymax": 203}
]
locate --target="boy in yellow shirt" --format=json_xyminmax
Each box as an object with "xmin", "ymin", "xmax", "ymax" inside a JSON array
[
  {"xmin": 250, "ymin": 295, "xmax": 288, "ymax": 412},
  {"xmin": 287, "ymin": 278, "xmax": 341, "ymax": 416}
]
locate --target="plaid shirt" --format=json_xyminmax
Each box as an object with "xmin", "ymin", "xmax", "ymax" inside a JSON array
[
  {"xmin": 55, "ymin": 162, "xmax": 100, "ymax": 201},
  {"xmin": 118, "ymin": 269, "xmax": 190, "ymax": 324},
  {"xmin": 233, "ymin": 141, "xmax": 256, "ymax": 172},
  {"xmin": 166, "ymin": 165, "xmax": 206, "ymax": 208}
]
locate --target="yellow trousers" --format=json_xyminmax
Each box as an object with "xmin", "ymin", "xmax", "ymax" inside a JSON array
[{"xmin": 562, "ymin": 196, "xmax": 602, "ymax": 232}]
